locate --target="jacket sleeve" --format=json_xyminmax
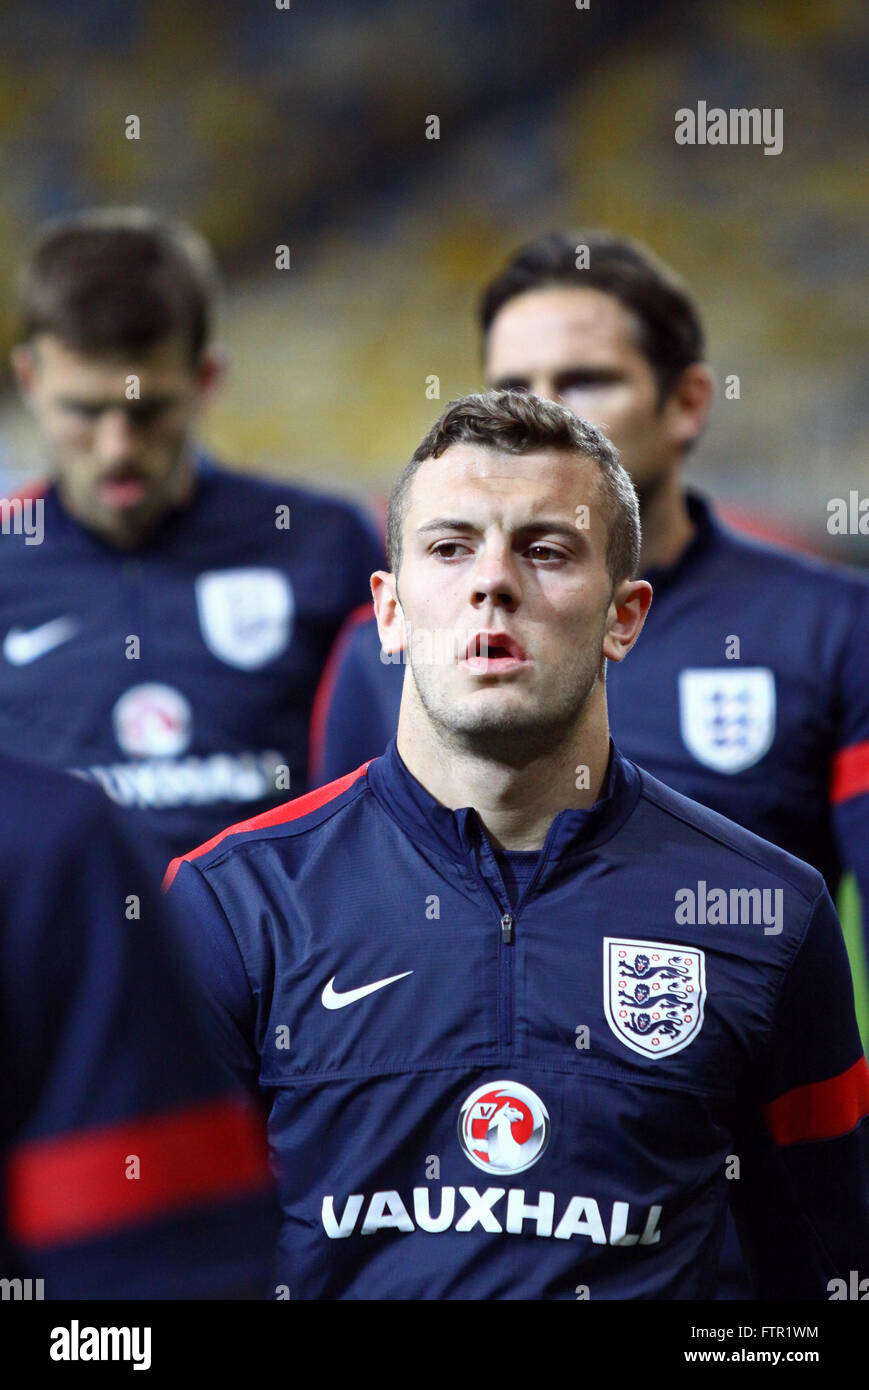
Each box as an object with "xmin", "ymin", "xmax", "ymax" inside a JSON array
[
  {"xmin": 730, "ymin": 883, "xmax": 869, "ymax": 1298},
  {"xmin": 3, "ymin": 782, "xmax": 276, "ymax": 1298},
  {"xmin": 164, "ymin": 857, "xmax": 264, "ymax": 1102}
]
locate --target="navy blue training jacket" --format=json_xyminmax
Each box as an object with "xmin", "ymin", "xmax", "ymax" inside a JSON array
[
  {"xmin": 0, "ymin": 753, "xmax": 277, "ymax": 1298},
  {"xmin": 0, "ymin": 455, "xmax": 384, "ymax": 862},
  {"xmin": 166, "ymin": 739, "xmax": 869, "ymax": 1300}
]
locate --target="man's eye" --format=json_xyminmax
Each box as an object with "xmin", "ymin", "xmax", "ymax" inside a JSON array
[
  {"xmin": 559, "ymin": 377, "xmax": 617, "ymax": 401},
  {"xmin": 62, "ymin": 401, "xmax": 171, "ymax": 424},
  {"xmin": 126, "ymin": 403, "xmax": 165, "ymax": 424},
  {"xmin": 432, "ymin": 541, "xmax": 471, "ymax": 559},
  {"xmin": 526, "ymin": 544, "xmax": 563, "ymax": 561}
]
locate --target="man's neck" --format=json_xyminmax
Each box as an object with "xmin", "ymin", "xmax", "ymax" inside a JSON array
[
  {"xmin": 395, "ymin": 692, "xmax": 612, "ymax": 851},
  {"xmin": 637, "ymin": 473, "xmax": 695, "ymax": 575}
]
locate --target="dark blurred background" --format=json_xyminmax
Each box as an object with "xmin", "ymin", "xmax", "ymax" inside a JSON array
[{"xmin": 0, "ymin": 0, "xmax": 866, "ymax": 558}]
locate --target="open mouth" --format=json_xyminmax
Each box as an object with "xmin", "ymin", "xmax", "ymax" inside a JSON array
[
  {"xmin": 461, "ymin": 631, "xmax": 529, "ymax": 671},
  {"xmin": 97, "ymin": 470, "xmax": 149, "ymax": 509}
]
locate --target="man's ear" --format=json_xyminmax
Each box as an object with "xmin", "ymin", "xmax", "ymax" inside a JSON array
[
  {"xmin": 371, "ymin": 570, "xmax": 407, "ymax": 656},
  {"xmin": 602, "ymin": 579, "xmax": 653, "ymax": 664},
  {"xmin": 192, "ymin": 347, "xmax": 226, "ymax": 406},
  {"xmin": 663, "ymin": 362, "xmax": 714, "ymax": 451},
  {"xmin": 10, "ymin": 344, "xmax": 38, "ymax": 402}
]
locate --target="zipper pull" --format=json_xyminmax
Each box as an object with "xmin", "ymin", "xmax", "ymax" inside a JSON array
[{"xmin": 501, "ymin": 913, "xmax": 514, "ymax": 944}]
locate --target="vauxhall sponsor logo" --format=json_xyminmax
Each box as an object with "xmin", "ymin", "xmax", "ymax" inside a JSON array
[
  {"xmin": 321, "ymin": 1186, "xmax": 663, "ymax": 1244},
  {"xmin": 320, "ymin": 1081, "xmax": 663, "ymax": 1246},
  {"xmin": 458, "ymin": 1080, "xmax": 549, "ymax": 1174},
  {"xmin": 82, "ymin": 748, "xmax": 286, "ymax": 809}
]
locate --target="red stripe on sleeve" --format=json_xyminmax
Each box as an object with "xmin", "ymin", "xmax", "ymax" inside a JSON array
[
  {"xmin": 762, "ymin": 1055, "xmax": 869, "ymax": 1147},
  {"xmin": 830, "ymin": 740, "xmax": 869, "ymax": 805},
  {"xmin": 162, "ymin": 760, "xmax": 372, "ymax": 892},
  {"xmin": 7, "ymin": 1095, "xmax": 271, "ymax": 1249},
  {"xmin": 2, "ymin": 477, "xmax": 50, "ymax": 502}
]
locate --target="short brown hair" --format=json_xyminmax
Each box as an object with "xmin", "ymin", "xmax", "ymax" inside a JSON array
[
  {"xmin": 386, "ymin": 389, "xmax": 641, "ymax": 585},
  {"xmin": 479, "ymin": 230, "xmax": 704, "ymax": 402},
  {"xmin": 15, "ymin": 207, "xmax": 219, "ymax": 362}
]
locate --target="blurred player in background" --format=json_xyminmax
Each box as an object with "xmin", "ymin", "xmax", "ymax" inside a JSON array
[
  {"xmin": 0, "ymin": 207, "xmax": 384, "ymax": 864},
  {"xmin": 312, "ymin": 231, "xmax": 869, "ymax": 966},
  {"xmin": 1, "ymin": 753, "xmax": 277, "ymax": 1298}
]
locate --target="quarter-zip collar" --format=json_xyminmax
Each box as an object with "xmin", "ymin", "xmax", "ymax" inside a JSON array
[{"xmin": 367, "ymin": 735, "xmax": 642, "ymax": 895}]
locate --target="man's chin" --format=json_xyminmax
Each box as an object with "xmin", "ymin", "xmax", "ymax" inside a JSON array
[
  {"xmin": 450, "ymin": 686, "xmax": 536, "ymax": 725},
  {"xmin": 85, "ymin": 493, "xmax": 163, "ymax": 547},
  {"xmin": 434, "ymin": 701, "xmax": 578, "ymax": 760}
]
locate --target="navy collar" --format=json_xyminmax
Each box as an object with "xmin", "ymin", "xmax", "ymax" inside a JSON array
[
  {"xmin": 641, "ymin": 489, "xmax": 723, "ymax": 595},
  {"xmin": 367, "ymin": 737, "xmax": 641, "ymax": 888}
]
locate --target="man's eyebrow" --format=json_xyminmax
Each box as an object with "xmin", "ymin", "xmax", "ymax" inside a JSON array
[
  {"xmin": 55, "ymin": 394, "xmax": 177, "ymax": 409},
  {"xmin": 553, "ymin": 367, "xmax": 625, "ymax": 387},
  {"xmin": 515, "ymin": 520, "xmax": 586, "ymax": 543},
  {"xmin": 415, "ymin": 518, "xmax": 588, "ymax": 543},
  {"xmin": 415, "ymin": 518, "xmax": 482, "ymax": 536},
  {"xmin": 488, "ymin": 367, "xmax": 626, "ymax": 388}
]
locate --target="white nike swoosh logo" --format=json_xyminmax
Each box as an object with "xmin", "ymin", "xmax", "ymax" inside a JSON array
[
  {"xmin": 321, "ymin": 971, "xmax": 413, "ymax": 1010},
  {"xmin": 3, "ymin": 616, "xmax": 79, "ymax": 665}
]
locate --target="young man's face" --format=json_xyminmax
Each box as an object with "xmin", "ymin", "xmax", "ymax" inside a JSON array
[
  {"xmin": 483, "ymin": 286, "xmax": 691, "ymax": 501},
  {"xmin": 13, "ymin": 333, "xmax": 216, "ymax": 547},
  {"xmin": 377, "ymin": 443, "xmax": 648, "ymax": 757}
]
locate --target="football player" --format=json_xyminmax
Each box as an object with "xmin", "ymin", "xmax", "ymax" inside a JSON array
[
  {"xmin": 167, "ymin": 391, "xmax": 869, "ymax": 1300},
  {"xmin": 1, "ymin": 753, "xmax": 277, "ymax": 1297},
  {"xmin": 1, "ymin": 207, "xmax": 384, "ymax": 862},
  {"xmin": 310, "ymin": 232, "xmax": 869, "ymax": 970}
]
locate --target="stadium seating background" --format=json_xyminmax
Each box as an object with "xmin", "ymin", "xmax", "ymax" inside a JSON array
[
  {"xmin": 0, "ymin": 0, "xmax": 866, "ymax": 1038},
  {"xmin": 0, "ymin": 0, "xmax": 866, "ymax": 562}
]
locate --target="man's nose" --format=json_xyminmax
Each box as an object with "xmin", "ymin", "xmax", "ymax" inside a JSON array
[
  {"xmin": 94, "ymin": 408, "xmax": 139, "ymax": 463},
  {"xmin": 469, "ymin": 542, "xmax": 520, "ymax": 609}
]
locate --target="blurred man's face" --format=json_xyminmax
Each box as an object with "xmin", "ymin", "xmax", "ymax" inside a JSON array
[
  {"xmin": 484, "ymin": 286, "xmax": 685, "ymax": 501},
  {"xmin": 13, "ymin": 333, "xmax": 215, "ymax": 548},
  {"xmin": 384, "ymin": 443, "xmax": 636, "ymax": 759}
]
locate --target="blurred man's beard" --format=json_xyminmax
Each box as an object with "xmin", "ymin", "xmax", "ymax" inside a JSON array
[
  {"xmin": 88, "ymin": 445, "xmax": 193, "ymax": 541},
  {"xmin": 408, "ymin": 633, "xmax": 605, "ymax": 767}
]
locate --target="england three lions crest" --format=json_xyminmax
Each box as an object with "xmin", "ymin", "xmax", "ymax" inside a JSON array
[
  {"xmin": 678, "ymin": 667, "xmax": 776, "ymax": 774},
  {"xmin": 604, "ymin": 938, "xmax": 706, "ymax": 1058},
  {"xmin": 195, "ymin": 568, "xmax": 294, "ymax": 670}
]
